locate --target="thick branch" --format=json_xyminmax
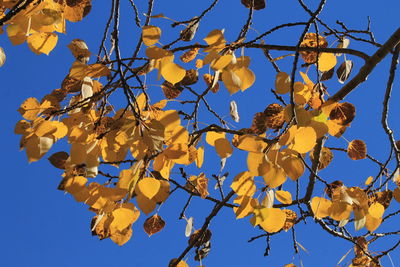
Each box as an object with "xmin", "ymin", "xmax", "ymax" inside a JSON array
[{"xmin": 330, "ymin": 27, "xmax": 400, "ymax": 102}]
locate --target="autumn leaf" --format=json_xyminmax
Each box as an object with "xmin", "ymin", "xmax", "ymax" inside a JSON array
[
  {"xmin": 347, "ymin": 140, "xmax": 367, "ymax": 160},
  {"xmin": 143, "ymin": 214, "xmax": 166, "ymax": 237}
]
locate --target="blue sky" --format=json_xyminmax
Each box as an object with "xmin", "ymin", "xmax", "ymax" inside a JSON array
[{"xmin": 1, "ymin": 0, "xmax": 400, "ymax": 266}]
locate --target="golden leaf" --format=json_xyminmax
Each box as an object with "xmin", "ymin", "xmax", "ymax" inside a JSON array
[
  {"xmin": 311, "ymin": 197, "xmax": 332, "ymax": 219},
  {"xmin": 211, "ymin": 54, "xmax": 233, "ymax": 70},
  {"xmin": 259, "ymin": 208, "xmax": 286, "ymax": 233},
  {"xmin": 142, "ymin": 25, "xmax": 161, "ymax": 46},
  {"xmin": 160, "ymin": 62, "xmax": 186, "ymax": 85},
  {"xmin": 232, "ymin": 134, "xmax": 267, "ymax": 153},
  {"xmin": 231, "ymin": 171, "xmax": 256, "ymax": 196},
  {"xmin": 196, "ymin": 146, "xmax": 204, "ymax": 168},
  {"xmin": 282, "ymin": 209, "xmax": 297, "ymax": 231},
  {"xmin": 234, "ymin": 66, "xmax": 255, "ymax": 91},
  {"xmin": 365, "ymin": 214, "xmax": 382, "ymax": 232},
  {"xmin": 291, "ymin": 126, "xmax": 317, "ymax": 153},
  {"xmin": 110, "ymin": 228, "xmax": 133, "ymax": 246},
  {"xmin": 18, "ymin": 97, "xmax": 41, "ymax": 120},
  {"xmin": 330, "ymin": 202, "xmax": 352, "ymax": 221},
  {"xmin": 110, "ymin": 203, "xmax": 140, "ymax": 232},
  {"xmin": 247, "ymin": 152, "xmax": 269, "ymax": 176},
  {"xmin": 275, "ymin": 190, "xmax": 292, "ymax": 204},
  {"xmin": 233, "ymin": 196, "xmax": 258, "ymax": 219},
  {"xmin": 27, "ymin": 32, "xmax": 58, "ymax": 55},
  {"xmin": 136, "ymin": 177, "xmax": 161, "ymax": 199},
  {"xmin": 281, "ymin": 157, "xmax": 304, "ymax": 180},
  {"xmin": 368, "ymin": 202, "xmax": 384, "ymax": 218},
  {"xmin": 205, "ymin": 131, "xmax": 226, "ymax": 146},
  {"xmin": 317, "ymin": 52, "xmax": 337, "ymax": 72},
  {"xmin": 262, "ymin": 162, "xmax": 287, "ymax": 188}
]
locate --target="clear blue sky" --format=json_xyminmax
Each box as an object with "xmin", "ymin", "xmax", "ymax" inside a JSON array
[{"xmin": 1, "ymin": 1, "xmax": 399, "ymax": 266}]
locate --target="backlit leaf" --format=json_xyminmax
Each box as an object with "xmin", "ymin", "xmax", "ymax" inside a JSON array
[
  {"xmin": 142, "ymin": 25, "xmax": 161, "ymax": 46},
  {"xmin": 275, "ymin": 190, "xmax": 292, "ymax": 204},
  {"xmin": 275, "ymin": 72, "xmax": 291, "ymax": 95},
  {"xmin": 27, "ymin": 32, "xmax": 58, "ymax": 55},
  {"xmin": 291, "ymin": 126, "xmax": 317, "ymax": 153},
  {"xmin": 205, "ymin": 131, "xmax": 226, "ymax": 146},
  {"xmin": 368, "ymin": 202, "xmax": 384, "ymax": 218},
  {"xmin": 110, "ymin": 203, "xmax": 140, "ymax": 232},
  {"xmin": 311, "ymin": 197, "xmax": 332, "ymax": 219},
  {"xmin": 231, "ymin": 171, "xmax": 256, "ymax": 196},
  {"xmin": 136, "ymin": 178, "xmax": 161, "ymax": 199},
  {"xmin": 317, "ymin": 52, "xmax": 337, "ymax": 72},
  {"xmin": 262, "ymin": 162, "xmax": 287, "ymax": 188},
  {"xmin": 214, "ymin": 138, "xmax": 233, "ymax": 158},
  {"xmin": 347, "ymin": 140, "xmax": 367, "ymax": 160},
  {"xmin": 143, "ymin": 214, "xmax": 166, "ymax": 237}
]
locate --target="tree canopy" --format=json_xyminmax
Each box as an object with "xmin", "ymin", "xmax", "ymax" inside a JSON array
[{"xmin": 1, "ymin": 0, "xmax": 400, "ymax": 266}]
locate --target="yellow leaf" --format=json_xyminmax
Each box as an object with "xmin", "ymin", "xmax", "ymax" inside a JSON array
[
  {"xmin": 164, "ymin": 143, "xmax": 188, "ymax": 159},
  {"xmin": 214, "ymin": 138, "xmax": 233, "ymax": 158},
  {"xmin": 259, "ymin": 208, "xmax": 286, "ymax": 233},
  {"xmin": 206, "ymin": 131, "xmax": 226, "ymax": 146},
  {"xmin": 27, "ymin": 32, "xmax": 58, "ymax": 55},
  {"xmin": 64, "ymin": 0, "xmax": 92, "ymax": 22},
  {"xmin": 262, "ymin": 162, "xmax": 287, "ymax": 188},
  {"xmin": 234, "ymin": 66, "xmax": 255, "ymax": 91},
  {"xmin": 233, "ymin": 196, "xmax": 258, "ymax": 219},
  {"xmin": 311, "ymin": 197, "xmax": 332, "ymax": 219},
  {"xmin": 196, "ymin": 146, "xmax": 204, "ymax": 168},
  {"xmin": 275, "ymin": 72, "xmax": 291, "ymax": 94},
  {"xmin": 365, "ymin": 214, "xmax": 382, "ymax": 232},
  {"xmin": 317, "ymin": 52, "xmax": 337, "ymax": 72},
  {"xmin": 70, "ymin": 143, "xmax": 87, "ymax": 164},
  {"xmin": 52, "ymin": 121, "xmax": 68, "ymax": 139},
  {"xmin": 281, "ymin": 157, "xmax": 304, "ymax": 180},
  {"xmin": 232, "ymin": 134, "xmax": 267, "ymax": 153},
  {"xmin": 18, "ymin": 97, "xmax": 41, "ymax": 120},
  {"xmin": 160, "ymin": 62, "xmax": 186, "ymax": 84},
  {"xmin": 203, "ymin": 29, "xmax": 225, "ymax": 46},
  {"xmin": 142, "ymin": 25, "xmax": 161, "ymax": 46},
  {"xmin": 330, "ymin": 202, "xmax": 352, "ymax": 221},
  {"xmin": 231, "ymin": 171, "xmax": 256, "ymax": 197},
  {"xmin": 152, "ymin": 180, "xmax": 170, "ymax": 203},
  {"xmin": 211, "ymin": 54, "xmax": 233, "ymax": 70},
  {"xmin": 291, "ymin": 126, "xmax": 317, "ymax": 153},
  {"xmin": 136, "ymin": 177, "xmax": 161, "ymax": 199},
  {"xmin": 275, "ymin": 190, "xmax": 292, "ymax": 204},
  {"xmin": 368, "ymin": 202, "xmax": 384, "ymax": 218},
  {"xmin": 155, "ymin": 110, "xmax": 179, "ymax": 132},
  {"xmin": 365, "ymin": 176, "xmax": 373, "ymax": 186},
  {"xmin": 63, "ymin": 176, "xmax": 90, "ymax": 202},
  {"xmin": 110, "ymin": 203, "xmax": 140, "ymax": 231},
  {"xmin": 34, "ymin": 120, "xmax": 57, "ymax": 137},
  {"xmin": 165, "ymin": 126, "xmax": 189, "ymax": 145},
  {"xmin": 222, "ymin": 69, "xmax": 241, "ymax": 95},
  {"xmin": 247, "ymin": 152, "xmax": 269, "ymax": 176},
  {"xmin": 7, "ymin": 24, "xmax": 27, "ymax": 45},
  {"xmin": 110, "ymin": 228, "xmax": 133, "ymax": 246},
  {"xmin": 86, "ymin": 63, "xmax": 111, "ymax": 78}
]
